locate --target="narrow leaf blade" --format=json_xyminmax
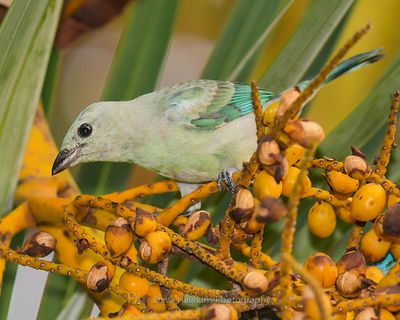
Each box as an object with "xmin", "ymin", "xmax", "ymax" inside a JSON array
[{"xmin": 258, "ymin": 0, "xmax": 354, "ymax": 91}]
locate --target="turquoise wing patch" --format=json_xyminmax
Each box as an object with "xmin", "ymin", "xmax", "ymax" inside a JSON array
[{"xmin": 190, "ymin": 82, "xmax": 275, "ymax": 129}]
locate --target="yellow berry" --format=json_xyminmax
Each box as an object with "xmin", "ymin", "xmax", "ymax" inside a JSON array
[
  {"xmin": 146, "ymin": 284, "xmax": 166, "ymax": 312},
  {"xmin": 119, "ymin": 304, "xmax": 141, "ymax": 317},
  {"xmin": 285, "ymin": 143, "xmax": 305, "ymax": 166},
  {"xmin": 326, "ymin": 171, "xmax": 359, "ymax": 194},
  {"xmin": 119, "ymin": 271, "xmax": 150, "ymax": 298},
  {"xmin": 351, "ymin": 183, "xmax": 386, "ymax": 221},
  {"xmin": 377, "ymin": 273, "xmax": 400, "ymax": 289},
  {"xmin": 308, "ymin": 201, "xmax": 336, "ymax": 238},
  {"xmin": 253, "ymin": 170, "xmax": 282, "ymax": 200},
  {"xmin": 262, "ymin": 101, "xmax": 279, "ymax": 127},
  {"xmin": 282, "ymin": 166, "xmax": 312, "ymax": 197},
  {"xmin": 335, "ymin": 206, "xmax": 355, "ymax": 224},
  {"xmin": 140, "ymin": 231, "xmax": 171, "ymax": 264},
  {"xmin": 365, "ymin": 266, "xmax": 384, "ymax": 284},
  {"xmin": 330, "ymin": 314, "xmax": 347, "ymax": 320},
  {"xmin": 133, "ymin": 209, "xmax": 157, "ymax": 237},
  {"xmin": 173, "ymin": 215, "xmax": 188, "ymax": 233},
  {"xmin": 303, "ymin": 252, "xmax": 338, "ymax": 288},
  {"xmin": 380, "ymin": 308, "xmax": 396, "ymax": 320},
  {"xmin": 302, "ymin": 285, "xmax": 332, "ymax": 320},
  {"xmin": 104, "ymin": 217, "xmax": 134, "ymax": 257},
  {"xmin": 360, "ymin": 228, "xmax": 391, "ymax": 263}
]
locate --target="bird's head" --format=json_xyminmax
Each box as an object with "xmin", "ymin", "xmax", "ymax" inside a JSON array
[{"xmin": 52, "ymin": 102, "xmax": 118, "ymax": 175}]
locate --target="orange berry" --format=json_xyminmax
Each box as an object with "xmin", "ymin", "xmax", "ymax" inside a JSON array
[
  {"xmin": 308, "ymin": 201, "xmax": 336, "ymax": 238},
  {"xmin": 132, "ymin": 209, "xmax": 157, "ymax": 237},
  {"xmin": 282, "ymin": 166, "xmax": 312, "ymax": 197},
  {"xmin": 262, "ymin": 101, "xmax": 279, "ymax": 127},
  {"xmin": 140, "ymin": 231, "xmax": 171, "ymax": 264},
  {"xmin": 303, "ymin": 252, "xmax": 338, "ymax": 288},
  {"xmin": 351, "ymin": 183, "xmax": 386, "ymax": 221},
  {"xmin": 146, "ymin": 284, "xmax": 166, "ymax": 312},
  {"xmin": 253, "ymin": 170, "xmax": 282, "ymax": 200},
  {"xmin": 335, "ymin": 206, "xmax": 355, "ymax": 224},
  {"xmin": 365, "ymin": 266, "xmax": 384, "ymax": 284},
  {"xmin": 360, "ymin": 228, "xmax": 391, "ymax": 263},
  {"xmin": 119, "ymin": 271, "xmax": 150, "ymax": 298},
  {"xmin": 285, "ymin": 143, "xmax": 305, "ymax": 166},
  {"xmin": 380, "ymin": 308, "xmax": 396, "ymax": 320},
  {"xmin": 105, "ymin": 217, "xmax": 134, "ymax": 257},
  {"xmin": 302, "ymin": 285, "xmax": 332, "ymax": 320},
  {"xmin": 326, "ymin": 171, "xmax": 359, "ymax": 194}
]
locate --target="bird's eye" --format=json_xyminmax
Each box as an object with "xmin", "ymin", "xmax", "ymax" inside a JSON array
[{"xmin": 77, "ymin": 123, "xmax": 93, "ymax": 138}]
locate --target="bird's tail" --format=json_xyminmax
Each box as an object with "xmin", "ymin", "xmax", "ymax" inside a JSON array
[
  {"xmin": 296, "ymin": 48, "xmax": 384, "ymax": 92},
  {"xmin": 325, "ymin": 48, "xmax": 384, "ymax": 84}
]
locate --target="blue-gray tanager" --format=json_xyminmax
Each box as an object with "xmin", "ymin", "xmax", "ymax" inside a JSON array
[{"xmin": 52, "ymin": 49, "xmax": 383, "ymax": 195}]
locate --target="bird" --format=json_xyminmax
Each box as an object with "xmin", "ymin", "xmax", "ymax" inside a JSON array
[{"xmin": 52, "ymin": 49, "xmax": 383, "ymax": 198}]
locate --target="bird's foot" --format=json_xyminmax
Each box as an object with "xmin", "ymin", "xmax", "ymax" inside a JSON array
[{"xmin": 217, "ymin": 168, "xmax": 239, "ymax": 193}]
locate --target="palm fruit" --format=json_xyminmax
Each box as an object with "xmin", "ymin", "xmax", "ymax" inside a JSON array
[{"xmin": 104, "ymin": 217, "xmax": 134, "ymax": 257}]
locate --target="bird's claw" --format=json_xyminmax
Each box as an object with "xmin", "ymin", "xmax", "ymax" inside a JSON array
[{"xmin": 217, "ymin": 168, "xmax": 239, "ymax": 193}]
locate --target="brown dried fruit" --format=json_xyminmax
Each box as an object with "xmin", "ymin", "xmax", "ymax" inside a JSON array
[
  {"xmin": 204, "ymin": 304, "xmax": 238, "ymax": 320},
  {"xmin": 381, "ymin": 202, "xmax": 400, "ymax": 243},
  {"xmin": 344, "ymin": 155, "xmax": 371, "ymax": 179},
  {"xmin": 230, "ymin": 188, "xmax": 255, "ymax": 222},
  {"xmin": 242, "ymin": 270, "xmax": 269, "ymax": 295},
  {"xmin": 254, "ymin": 197, "xmax": 287, "ymax": 223},
  {"xmin": 183, "ymin": 210, "xmax": 211, "ymax": 240},
  {"xmin": 284, "ymin": 119, "xmax": 325, "ymax": 148},
  {"xmin": 277, "ymin": 89, "xmax": 301, "ymax": 118},
  {"xmin": 336, "ymin": 247, "xmax": 366, "ymax": 275},
  {"xmin": 86, "ymin": 261, "xmax": 114, "ymax": 292},
  {"xmin": 336, "ymin": 269, "xmax": 368, "ymax": 298},
  {"xmin": 18, "ymin": 231, "xmax": 56, "ymax": 258},
  {"xmin": 258, "ymin": 136, "xmax": 281, "ymax": 165}
]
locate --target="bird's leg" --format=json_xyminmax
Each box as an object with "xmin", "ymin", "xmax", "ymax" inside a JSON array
[
  {"xmin": 176, "ymin": 182, "xmax": 201, "ymax": 213},
  {"xmin": 217, "ymin": 168, "xmax": 240, "ymax": 193}
]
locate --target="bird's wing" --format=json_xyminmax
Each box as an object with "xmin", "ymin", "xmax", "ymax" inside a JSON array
[{"xmin": 165, "ymin": 80, "xmax": 275, "ymax": 130}]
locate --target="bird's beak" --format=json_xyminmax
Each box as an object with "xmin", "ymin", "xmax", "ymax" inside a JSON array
[{"xmin": 52, "ymin": 145, "xmax": 83, "ymax": 175}]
